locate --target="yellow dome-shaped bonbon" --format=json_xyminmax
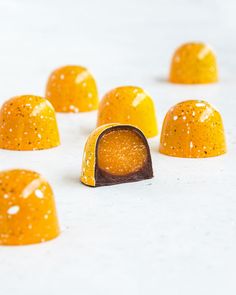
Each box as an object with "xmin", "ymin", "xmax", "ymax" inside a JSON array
[
  {"xmin": 0, "ymin": 169, "xmax": 60, "ymax": 245},
  {"xmin": 169, "ymin": 42, "xmax": 218, "ymax": 84},
  {"xmin": 0, "ymin": 95, "xmax": 60, "ymax": 151},
  {"xmin": 46, "ymin": 65, "xmax": 99, "ymax": 113},
  {"xmin": 97, "ymin": 86, "xmax": 158, "ymax": 138},
  {"xmin": 159, "ymin": 100, "xmax": 226, "ymax": 158}
]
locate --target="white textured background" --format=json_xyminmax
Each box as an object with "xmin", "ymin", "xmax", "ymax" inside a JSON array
[{"xmin": 0, "ymin": 0, "xmax": 236, "ymax": 294}]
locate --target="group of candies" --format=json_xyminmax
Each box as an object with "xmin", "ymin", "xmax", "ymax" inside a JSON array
[{"xmin": 0, "ymin": 42, "xmax": 226, "ymax": 246}]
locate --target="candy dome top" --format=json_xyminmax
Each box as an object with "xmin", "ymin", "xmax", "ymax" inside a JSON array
[
  {"xmin": 159, "ymin": 100, "xmax": 226, "ymax": 158},
  {"xmin": 169, "ymin": 42, "xmax": 218, "ymax": 84},
  {"xmin": 0, "ymin": 169, "xmax": 60, "ymax": 245},
  {"xmin": 97, "ymin": 86, "xmax": 158, "ymax": 138},
  {"xmin": 0, "ymin": 95, "xmax": 60, "ymax": 151},
  {"xmin": 46, "ymin": 65, "xmax": 99, "ymax": 113}
]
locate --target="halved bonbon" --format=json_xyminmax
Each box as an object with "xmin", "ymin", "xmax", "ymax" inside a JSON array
[
  {"xmin": 0, "ymin": 95, "xmax": 60, "ymax": 151},
  {"xmin": 81, "ymin": 124, "xmax": 153, "ymax": 186},
  {"xmin": 169, "ymin": 42, "xmax": 218, "ymax": 84},
  {"xmin": 159, "ymin": 100, "xmax": 226, "ymax": 158},
  {"xmin": 0, "ymin": 169, "xmax": 60, "ymax": 245},
  {"xmin": 97, "ymin": 86, "xmax": 158, "ymax": 138},
  {"xmin": 46, "ymin": 65, "xmax": 99, "ymax": 112}
]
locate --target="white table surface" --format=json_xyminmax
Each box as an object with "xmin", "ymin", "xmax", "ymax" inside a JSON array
[{"xmin": 0, "ymin": 0, "xmax": 236, "ymax": 294}]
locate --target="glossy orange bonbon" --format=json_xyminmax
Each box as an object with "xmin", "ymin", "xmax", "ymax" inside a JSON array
[
  {"xmin": 97, "ymin": 86, "xmax": 158, "ymax": 138},
  {"xmin": 81, "ymin": 124, "xmax": 153, "ymax": 187},
  {"xmin": 0, "ymin": 169, "xmax": 60, "ymax": 245},
  {"xmin": 0, "ymin": 95, "xmax": 60, "ymax": 151},
  {"xmin": 169, "ymin": 42, "xmax": 218, "ymax": 84},
  {"xmin": 159, "ymin": 100, "xmax": 226, "ymax": 158},
  {"xmin": 45, "ymin": 65, "xmax": 99, "ymax": 112}
]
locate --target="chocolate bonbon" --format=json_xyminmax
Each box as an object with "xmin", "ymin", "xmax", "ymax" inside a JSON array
[
  {"xmin": 160, "ymin": 100, "xmax": 226, "ymax": 158},
  {"xmin": 46, "ymin": 65, "xmax": 99, "ymax": 112},
  {"xmin": 81, "ymin": 124, "xmax": 153, "ymax": 186},
  {"xmin": 169, "ymin": 42, "xmax": 218, "ymax": 84},
  {"xmin": 0, "ymin": 169, "xmax": 60, "ymax": 245},
  {"xmin": 97, "ymin": 86, "xmax": 158, "ymax": 138},
  {"xmin": 0, "ymin": 95, "xmax": 60, "ymax": 151}
]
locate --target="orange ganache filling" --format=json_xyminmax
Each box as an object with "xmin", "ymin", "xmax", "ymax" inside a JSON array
[{"xmin": 97, "ymin": 129, "xmax": 147, "ymax": 176}]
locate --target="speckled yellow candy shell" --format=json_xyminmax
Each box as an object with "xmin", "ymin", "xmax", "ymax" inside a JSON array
[
  {"xmin": 169, "ymin": 42, "xmax": 218, "ymax": 84},
  {"xmin": 45, "ymin": 65, "xmax": 99, "ymax": 113},
  {"xmin": 159, "ymin": 100, "xmax": 226, "ymax": 158},
  {"xmin": 0, "ymin": 95, "xmax": 60, "ymax": 151},
  {"xmin": 97, "ymin": 86, "xmax": 158, "ymax": 138},
  {"xmin": 81, "ymin": 123, "xmax": 119, "ymax": 186},
  {"xmin": 0, "ymin": 169, "xmax": 60, "ymax": 245}
]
